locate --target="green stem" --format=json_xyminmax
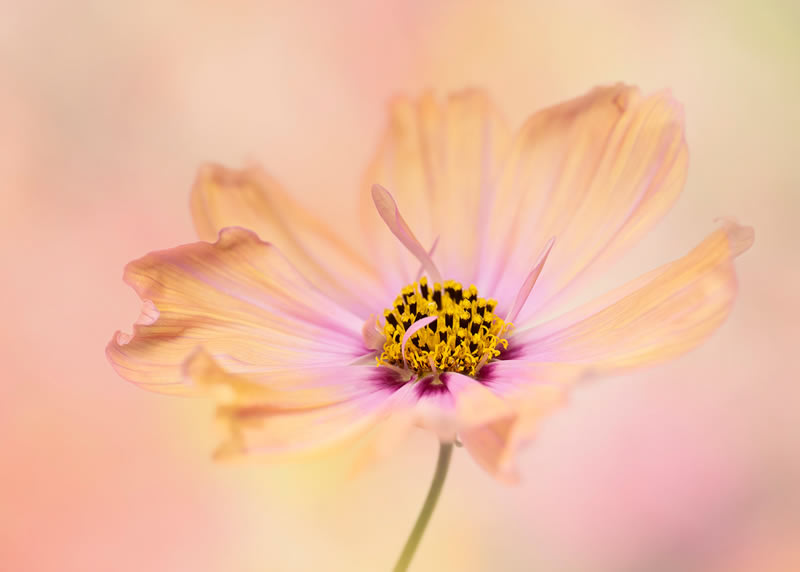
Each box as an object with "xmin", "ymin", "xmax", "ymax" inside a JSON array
[{"xmin": 392, "ymin": 442, "xmax": 454, "ymax": 572}]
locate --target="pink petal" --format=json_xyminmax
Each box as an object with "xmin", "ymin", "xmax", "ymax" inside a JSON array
[
  {"xmin": 361, "ymin": 315, "xmax": 385, "ymax": 351},
  {"xmin": 504, "ymin": 237, "xmax": 555, "ymax": 323},
  {"xmin": 415, "ymin": 236, "xmax": 440, "ymax": 281},
  {"xmin": 371, "ymin": 184, "xmax": 442, "ymax": 283},
  {"xmin": 401, "ymin": 315, "xmax": 438, "ymax": 369}
]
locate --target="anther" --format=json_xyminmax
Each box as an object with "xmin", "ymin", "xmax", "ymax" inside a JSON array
[
  {"xmin": 470, "ymin": 316, "xmax": 483, "ymax": 334},
  {"xmin": 453, "ymin": 283, "xmax": 464, "ymax": 303},
  {"xmin": 432, "ymin": 287, "xmax": 442, "ymax": 309}
]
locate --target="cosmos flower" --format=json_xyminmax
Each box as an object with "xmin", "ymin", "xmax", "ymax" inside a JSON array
[{"xmin": 107, "ymin": 84, "xmax": 753, "ymax": 483}]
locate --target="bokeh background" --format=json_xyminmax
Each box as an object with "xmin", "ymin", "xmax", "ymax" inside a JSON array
[{"xmin": 1, "ymin": 1, "xmax": 798, "ymax": 570}]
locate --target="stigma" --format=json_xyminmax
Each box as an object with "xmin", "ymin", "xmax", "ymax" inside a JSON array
[{"xmin": 377, "ymin": 277, "xmax": 511, "ymax": 377}]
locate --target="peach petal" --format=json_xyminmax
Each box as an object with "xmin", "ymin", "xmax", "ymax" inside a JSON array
[
  {"xmin": 482, "ymin": 85, "xmax": 689, "ymax": 323},
  {"xmin": 513, "ymin": 221, "xmax": 754, "ymax": 371},
  {"xmin": 460, "ymin": 417, "xmax": 521, "ymax": 483},
  {"xmin": 360, "ymin": 90, "xmax": 511, "ymax": 283},
  {"xmin": 107, "ymin": 227, "xmax": 368, "ymax": 394},
  {"xmin": 444, "ymin": 372, "xmax": 516, "ymax": 429},
  {"xmin": 404, "ymin": 373, "xmax": 519, "ymax": 446},
  {"xmin": 183, "ymin": 348, "xmax": 367, "ymax": 410},
  {"xmin": 190, "ymin": 163, "xmax": 387, "ymax": 317},
  {"xmin": 462, "ymin": 361, "xmax": 581, "ymax": 482},
  {"xmin": 461, "ymin": 384, "xmax": 569, "ymax": 484},
  {"xmin": 182, "ymin": 349, "xmax": 408, "ymax": 462},
  {"xmin": 335, "ymin": 405, "xmax": 418, "ymax": 480}
]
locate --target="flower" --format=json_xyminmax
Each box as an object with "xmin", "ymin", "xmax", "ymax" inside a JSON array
[{"xmin": 107, "ymin": 84, "xmax": 753, "ymax": 483}]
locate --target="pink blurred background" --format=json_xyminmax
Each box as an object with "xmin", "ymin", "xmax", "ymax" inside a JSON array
[{"xmin": 1, "ymin": 1, "xmax": 798, "ymax": 570}]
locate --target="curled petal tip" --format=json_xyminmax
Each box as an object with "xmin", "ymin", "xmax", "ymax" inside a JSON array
[
  {"xmin": 135, "ymin": 299, "xmax": 160, "ymax": 326},
  {"xmin": 715, "ymin": 217, "xmax": 754, "ymax": 257},
  {"xmin": 370, "ymin": 183, "xmax": 397, "ymax": 213},
  {"xmin": 611, "ymin": 86, "xmax": 636, "ymax": 112},
  {"xmin": 370, "ymin": 182, "xmax": 388, "ymax": 199},
  {"xmin": 112, "ymin": 330, "xmax": 132, "ymax": 346}
]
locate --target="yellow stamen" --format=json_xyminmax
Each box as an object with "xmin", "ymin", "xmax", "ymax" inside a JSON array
[{"xmin": 376, "ymin": 278, "xmax": 511, "ymax": 377}]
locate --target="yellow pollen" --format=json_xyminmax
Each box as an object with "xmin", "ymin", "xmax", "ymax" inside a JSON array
[{"xmin": 376, "ymin": 277, "xmax": 511, "ymax": 377}]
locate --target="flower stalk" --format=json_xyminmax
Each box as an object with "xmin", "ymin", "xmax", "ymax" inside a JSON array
[{"xmin": 392, "ymin": 442, "xmax": 454, "ymax": 572}]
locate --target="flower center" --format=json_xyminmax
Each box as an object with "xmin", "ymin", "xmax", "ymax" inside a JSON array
[{"xmin": 377, "ymin": 277, "xmax": 511, "ymax": 377}]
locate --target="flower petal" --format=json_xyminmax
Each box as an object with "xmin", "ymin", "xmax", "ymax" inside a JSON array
[
  {"xmin": 184, "ymin": 349, "xmax": 409, "ymax": 461},
  {"xmin": 371, "ymin": 184, "xmax": 442, "ymax": 283},
  {"xmin": 460, "ymin": 221, "xmax": 753, "ymax": 483},
  {"xmin": 369, "ymin": 365, "xmax": 575, "ymax": 484},
  {"xmin": 106, "ymin": 227, "xmax": 367, "ymax": 394},
  {"xmin": 404, "ymin": 373, "xmax": 518, "ymax": 446},
  {"xmin": 190, "ymin": 163, "xmax": 386, "ymax": 317},
  {"xmin": 511, "ymin": 221, "xmax": 754, "ymax": 371},
  {"xmin": 504, "ymin": 236, "xmax": 555, "ymax": 323},
  {"xmin": 401, "ymin": 315, "xmax": 438, "ymax": 369},
  {"xmin": 360, "ymin": 90, "xmax": 511, "ymax": 285},
  {"xmin": 482, "ymin": 84, "xmax": 688, "ymax": 322},
  {"xmin": 462, "ymin": 362, "xmax": 579, "ymax": 483}
]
